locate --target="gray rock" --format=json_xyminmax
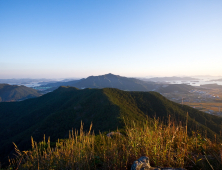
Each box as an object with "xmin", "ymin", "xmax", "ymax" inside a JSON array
[
  {"xmin": 106, "ymin": 132, "xmax": 122, "ymax": 138},
  {"xmin": 131, "ymin": 156, "xmax": 187, "ymax": 170},
  {"xmin": 131, "ymin": 156, "xmax": 151, "ymax": 170},
  {"xmin": 160, "ymin": 168, "xmax": 186, "ymax": 170}
]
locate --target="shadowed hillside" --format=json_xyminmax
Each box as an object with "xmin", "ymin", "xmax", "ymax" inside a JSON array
[
  {"xmin": 0, "ymin": 84, "xmax": 40, "ymax": 102},
  {"xmin": 0, "ymin": 87, "xmax": 222, "ymax": 166}
]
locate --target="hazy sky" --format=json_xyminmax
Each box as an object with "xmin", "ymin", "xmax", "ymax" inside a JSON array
[{"xmin": 1, "ymin": 0, "xmax": 222, "ymax": 78}]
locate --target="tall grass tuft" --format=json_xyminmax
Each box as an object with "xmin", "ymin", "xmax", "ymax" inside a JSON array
[{"xmin": 8, "ymin": 118, "xmax": 222, "ymax": 170}]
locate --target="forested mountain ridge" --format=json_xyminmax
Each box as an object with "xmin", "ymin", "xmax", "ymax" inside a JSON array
[
  {"xmin": 0, "ymin": 84, "xmax": 40, "ymax": 102},
  {"xmin": 0, "ymin": 87, "xmax": 221, "ymax": 165}
]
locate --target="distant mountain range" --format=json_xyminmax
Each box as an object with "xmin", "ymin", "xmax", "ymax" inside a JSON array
[
  {"xmin": 157, "ymin": 84, "xmax": 194, "ymax": 93},
  {"xmin": 200, "ymin": 84, "xmax": 222, "ymax": 89},
  {"xmin": 0, "ymin": 84, "xmax": 40, "ymax": 102},
  {"xmin": 41, "ymin": 73, "xmax": 156, "ymax": 91},
  {"xmin": 145, "ymin": 76, "xmax": 200, "ymax": 82},
  {"xmin": 41, "ymin": 73, "xmax": 194, "ymax": 93},
  {"xmin": 0, "ymin": 78, "xmax": 54, "ymax": 84},
  {"xmin": 0, "ymin": 74, "xmax": 196, "ymax": 102},
  {"xmin": 0, "ymin": 87, "xmax": 221, "ymax": 165},
  {"xmin": 40, "ymin": 79, "xmax": 80, "ymax": 87},
  {"xmin": 211, "ymin": 78, "xmax": 222, "ymax": 82}
]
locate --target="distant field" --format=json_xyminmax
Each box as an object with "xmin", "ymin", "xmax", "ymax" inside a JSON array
[
  {"xmin": 208, "ymin": 89, "xmax": 222, "ymax": 99},
  {"xmin": 184, "ymin": 102, "xmax": 222, "ymax": 112}
]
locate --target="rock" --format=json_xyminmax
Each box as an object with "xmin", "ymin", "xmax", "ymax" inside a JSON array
[
  {"xmin": 131, "ymin": 156, "xmax": 187, "ymax": 170},
  {"xmin": 106, "ymin": 132, "xmax": 122, "ymax": 138},
  {"xmin": 159, "ymin": 168, "xmax": 186, "ymax": 170},
  {"xmin": 131, "ymin": 156, "xmax": 151, "ymax": 170}
]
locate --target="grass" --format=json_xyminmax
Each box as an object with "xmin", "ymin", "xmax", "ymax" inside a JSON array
[{"xmin": 7, "ymin": 118, "xmax": 222, "ymax": 170}]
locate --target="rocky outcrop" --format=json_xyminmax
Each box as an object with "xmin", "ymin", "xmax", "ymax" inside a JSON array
[
  {"xmin": 131, "ymin": 156, "xmax": 151, "ymax": 170},
  {"xmin": 131, "ymin": 156, "xmax": 186, "ymax": 170}
]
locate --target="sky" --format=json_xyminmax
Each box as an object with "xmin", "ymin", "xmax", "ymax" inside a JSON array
[{"xmin": 0, "ymin": 0, "xmax": 222, "ymax": 78}]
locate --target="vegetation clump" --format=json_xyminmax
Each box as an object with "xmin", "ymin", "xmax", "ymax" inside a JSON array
[{"xmin": 8, "ymin": 118, "xmax": 222, "ymax": 170}]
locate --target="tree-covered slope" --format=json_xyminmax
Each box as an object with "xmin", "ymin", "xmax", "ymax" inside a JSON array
[
  {"xmin": 0, "ymin": 87, "xmax": 222, "ymax": 165},
  {"xmin": 0, "ymin": 87, "xmax": 122, "ymax": 165},
  {"xmin": 104, "ymin": 88, "xmax": 222, "ymax": 138},
  {"xmin": 0, "ymin": 84, "xmax": 40, "ymax": 102}
]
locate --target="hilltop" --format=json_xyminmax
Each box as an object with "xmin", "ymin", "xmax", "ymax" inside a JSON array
[
  {"xmin": 0, "ymin": 84, "xmax": 40, "ymax": 102},
  {"xmin": 0, "ymin": 87, "xmax": 221, "ymax": 165}
]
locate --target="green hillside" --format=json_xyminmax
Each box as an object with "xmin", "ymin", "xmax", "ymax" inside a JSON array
[
  {"xmin": 0, "ymin": 87, "xmax": 222, "ymax": 166},
  {"xmin": 0, "ymin": 84, "xmax": 40, "ymax": 102}
]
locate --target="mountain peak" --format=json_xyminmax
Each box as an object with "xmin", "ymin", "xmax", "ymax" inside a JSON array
[{"xmin": 104, "ymin": 73, "xmax": 119, "ymax": 77}]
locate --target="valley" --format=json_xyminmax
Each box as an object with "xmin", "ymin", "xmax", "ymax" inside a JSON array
[{"xmin": 161, "ymin": 85, "xmax": 222, "ymax": 116}]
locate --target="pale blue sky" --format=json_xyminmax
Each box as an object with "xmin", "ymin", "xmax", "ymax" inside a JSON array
[{"xmin": 1, "ymin": 0, "xmax": 222, "ymax": 78}]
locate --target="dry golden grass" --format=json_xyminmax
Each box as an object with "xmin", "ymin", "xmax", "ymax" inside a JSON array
[{"xmin": 8, "ymin": 118, "xmax": 222, "ymax": 170}]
